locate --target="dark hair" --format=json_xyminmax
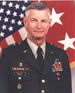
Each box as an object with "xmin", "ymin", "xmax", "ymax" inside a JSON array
[{"xmin": 25, "ymin": 2, "xmax": 51, "ymax": 15}]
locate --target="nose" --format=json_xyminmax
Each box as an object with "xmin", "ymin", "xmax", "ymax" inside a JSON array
[{"xmin": 37, "ymin": 21, "xmax": 42, "ymax": 29}]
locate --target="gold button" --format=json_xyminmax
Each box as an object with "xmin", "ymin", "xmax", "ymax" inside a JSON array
[
  {"xmin": 41, "ymin": 90, "xmax": 45, "ymax": 93},
  {"xmin": 41, "ymin": 79, "xmax": 45, "ymax": 83}
]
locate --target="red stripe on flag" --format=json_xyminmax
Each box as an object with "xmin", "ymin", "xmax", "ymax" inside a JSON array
[
  {"xmin": 0, "ymin": 40, "xmax": 8, "ymax": 49},
  {"xmin": 12, "ymin": 31, "xmax": 23, "ymax": 43}
]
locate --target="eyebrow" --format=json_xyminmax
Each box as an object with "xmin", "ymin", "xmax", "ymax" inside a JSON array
[{"xmin": 30, "ymin": 18, "xmax": 49, "ymax": 21}]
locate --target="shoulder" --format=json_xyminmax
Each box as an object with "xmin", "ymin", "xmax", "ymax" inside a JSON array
[
  {"xmin": 3, "ymin": 39, "xmax": 27, "ymax": 52},
  {"xmin": 3, "ymin": 43, "xmax": 20, "ymax": 53},
  {"xmin": 2, "ymin": 39, "xmax": 27, "ymax": 58},
  {"xmin": 46, "ymin": 42, "xmax": 67, "ymax": 56},
  {"xmin": 1, "ymin": 43, "xmax": 19, "ymax": 58}
]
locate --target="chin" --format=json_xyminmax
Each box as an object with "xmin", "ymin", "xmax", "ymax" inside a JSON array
[{"xmin": 34, "ymin": 36, "xmax": 44, "ymax": 40}]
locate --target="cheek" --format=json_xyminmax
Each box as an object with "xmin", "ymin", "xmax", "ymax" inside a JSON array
[
  {"xmin": 45, "ymin": 30, "xmax": 49, "ymax": 35},
  {"xmin": 43, "ymin": 25, "xmax": 50, "ymax": 35},
  {"xmin": 25, "ymin": 23, "xmax": 32, "ymax": 31},
  {"xmin": 44, "ymin": 25, "xmax": 50, "ymax": 32},
  {"xmin": 27, "ymin": 23, "xmax": 36, "ymax": 30}
]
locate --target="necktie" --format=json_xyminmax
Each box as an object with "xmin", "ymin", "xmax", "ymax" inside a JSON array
[{"xmin": 37, "ymin": 47, "xmax": 44, "ymax": 71}]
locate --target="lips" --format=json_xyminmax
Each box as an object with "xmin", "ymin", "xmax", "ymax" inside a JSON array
[{"xmin": 33, "ymin": 30, "xmax": 44, "ymax": 32}]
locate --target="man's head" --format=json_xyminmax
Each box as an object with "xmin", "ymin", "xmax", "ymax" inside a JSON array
[
  {"xmin": 25, "ymin": 2, "xmax": 51, "ymax": 17},
  {"xmin": 23, "ymin": 2, "xmax": 51, "ymax": 45}
]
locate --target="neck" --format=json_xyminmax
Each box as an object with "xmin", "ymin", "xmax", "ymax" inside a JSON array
[
  {"xmin": 28, "ymin": 37, "xmax": 45, "ymax": 46},
  {"xmin": 33, "ymin": 40, "xmax": 45, "ymax": 46}
]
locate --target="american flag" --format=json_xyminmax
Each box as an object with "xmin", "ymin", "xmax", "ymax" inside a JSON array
[
  {"xmin": 0, "ymin": 1, "xmax": 31, "ymax": 49},
  {"xmin": 0, "ymin": 1, "xmax": 75, "ymax": 92}
]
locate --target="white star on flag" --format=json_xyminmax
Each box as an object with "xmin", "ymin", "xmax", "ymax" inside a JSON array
[
  {"xmin": 4, "ymin": 17, "xmax": 9, "ymax": 22},
  {"xmin": 19, "ymin": 13, "xmax": 24, "ymax": 18},
  {"xmin": 58, "ymin": 33, "xmax": 75, "ymax": 50},
  {"xmin": 8, "ymin": 2, "xmax": 13, "ymax": 7},
  {"xmin": 13, "ymin": 11, "xmax": 17, "ymax": 17},
  {"xmin": 0, "ymin": 8, "xmax": 4, "ymax": 13},
  {"xmin": 21, "ymin": 6, "xmax": 26, "ymax": 11},
  {"xmin": 15, "ymin": 4, "xmax": 19, "ymax": 9},
  {"xmin": 50, "ymin": 8, "xmax": 64, "ymax": 27},
  {"xmin": 0, "ymin": 32, "xmax": 5, "ymax": 37},
  {"xmin": 11, "ymin": 19, "xmax": 15, "ymax": 24},
  {"xmin": 2, "ymin": 1, "xmax": 6, "ymax": 6},
  {"xmin": 2, "ymin": 25, "xmax": 7, "ymax": 30},
  {"xmin": 8, "ymin": 26, "xmax": 13, "ymax": 31},
  {"xmin": 6, "ymin": 10, "xmax": 11, "ymax": 15},
  {"xmin": 17, "ymin": 20, "xmax": 22, "ymax": 25}
]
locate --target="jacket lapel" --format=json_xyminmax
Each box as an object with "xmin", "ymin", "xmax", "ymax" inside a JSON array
[
  {"xmin": 43, "ymin": 43, "xmax": 55, "ymax": 75},
  {"xmin": 20, "ymin": 39, "xmax": 41, "ymax": 73}
]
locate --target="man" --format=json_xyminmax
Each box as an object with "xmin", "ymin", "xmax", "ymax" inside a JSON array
[{"xmin": 0, "ymin": 2, "xmax": 72, "ymax": 93}]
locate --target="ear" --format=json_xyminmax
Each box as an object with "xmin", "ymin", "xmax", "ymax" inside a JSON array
[{"xmin": 23, "ymin": 16, "xmax": 26, "ymax": 26}]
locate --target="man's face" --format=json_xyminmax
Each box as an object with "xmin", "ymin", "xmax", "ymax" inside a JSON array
[{"xmin": 23, "ymin": 9, "xmax": 51, "ymax": 41}]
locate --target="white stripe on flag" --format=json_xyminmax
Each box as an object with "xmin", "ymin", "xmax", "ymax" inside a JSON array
[
  {"xmin": 5, "ymin": 35, "xmax": 15, "ymax": 45},
  {"xmin": 19, "ymin": 26, "xmax": 27, "ymax": 40},
  {"xmin": 0, "ymin": 47, "xmax": 2, "ymax": 58},
  {"xmin": 0, "ymin": 47, "xmax": 2, "ymax": 52}
]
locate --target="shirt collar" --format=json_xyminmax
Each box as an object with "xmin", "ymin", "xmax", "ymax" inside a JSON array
[{"xmin": 27, "ymin": 38, "xmax": 46, "ymax": 58}]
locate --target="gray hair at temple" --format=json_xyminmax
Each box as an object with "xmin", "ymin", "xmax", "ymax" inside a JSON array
[{"xmin": 25, "ymin": 2, "xmax": 51, "ymax": 18}]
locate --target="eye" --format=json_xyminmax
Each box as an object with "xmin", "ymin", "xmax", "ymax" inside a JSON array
[
  {"xmin": 41, "ymin": 20, "xmax": 48, "ymax": 23},
  {"xmin": 30, "ymin": 18, "xmax": 37, "ymax": 22}
]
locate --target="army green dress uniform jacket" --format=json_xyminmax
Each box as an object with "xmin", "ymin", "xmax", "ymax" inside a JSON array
[{"xmin": 0, "ymin": 39, "xmax": 72, "ymax": 93}]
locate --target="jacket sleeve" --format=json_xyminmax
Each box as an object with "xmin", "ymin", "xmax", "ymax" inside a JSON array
[
  {"xmin": 62, "ymin": 51, "xmax": 72, "ymax": 93},
  {"xmin": 0, "ymin": 49, "xmax": 9, "ymax": 93}
]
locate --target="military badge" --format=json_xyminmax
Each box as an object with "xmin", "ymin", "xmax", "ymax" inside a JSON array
[
  {"xmin": 51, "ymin": 58, "xmax": 63, "ymax": 80},
  {"xmin": 52, "ymin": 62, "xmax": 63, "ymax": 72},
  {"xmin": 51, "ymin": 59, "xmax": 63, "ymax": 80}
]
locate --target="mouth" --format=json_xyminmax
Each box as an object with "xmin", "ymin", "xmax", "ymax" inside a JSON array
[{"xmin": 33, "ymin": 30, "xmax": 44, "ymax": 32}]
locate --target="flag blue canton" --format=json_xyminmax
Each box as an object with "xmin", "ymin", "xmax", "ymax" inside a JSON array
[{"xmin": 0, "ymin": 1, "xmax": 31, "ymax": 41}]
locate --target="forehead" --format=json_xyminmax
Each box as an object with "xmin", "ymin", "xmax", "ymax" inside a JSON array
[{"xmin": 26, "ymin": 9, "xmax": 50, "ymax": 19}]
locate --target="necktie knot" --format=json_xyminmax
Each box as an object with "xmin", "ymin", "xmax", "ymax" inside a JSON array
[{"xmin": 37, "ymin": 47, "xmax": 43, "ymax": 56}]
